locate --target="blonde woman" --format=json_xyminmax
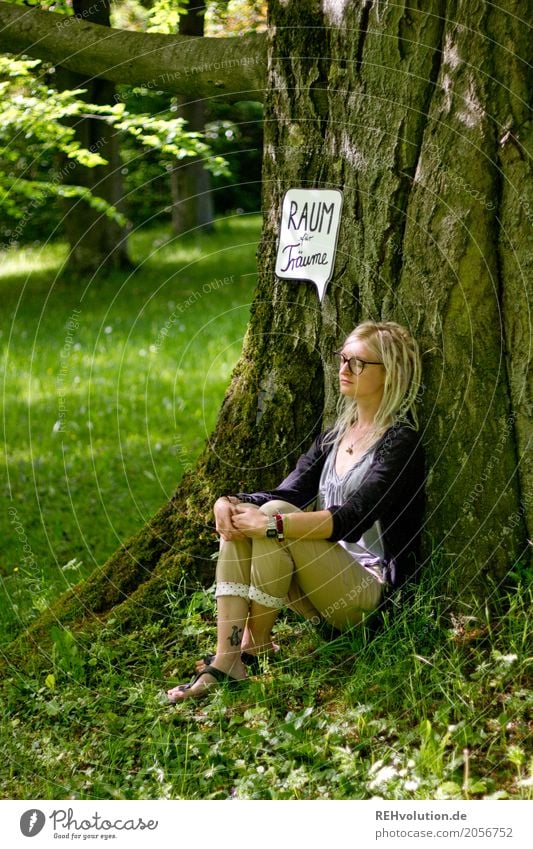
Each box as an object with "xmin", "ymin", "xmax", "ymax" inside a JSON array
[{"xmin": 168, "ymin": 321, "xmax": 425, "ymax": 701}]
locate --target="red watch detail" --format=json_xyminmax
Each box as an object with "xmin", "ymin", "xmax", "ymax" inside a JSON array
[{"xmin": 274, "ymin": 512, "xmax": 284, "ymax": 540}]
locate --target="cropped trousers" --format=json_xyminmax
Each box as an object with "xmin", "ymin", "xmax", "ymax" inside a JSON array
[{"xmin": 215, "ymin": 500, "xmax": 384, "ymax": 631}]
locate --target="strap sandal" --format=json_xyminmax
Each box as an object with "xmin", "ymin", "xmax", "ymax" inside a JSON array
[
  {"xmin": 202, "ymin": 651, "xmax": 261, "ymax": 675},
  {"xmin": 168, "ymin": 664, "xmax": 244, "ymax": 703}
]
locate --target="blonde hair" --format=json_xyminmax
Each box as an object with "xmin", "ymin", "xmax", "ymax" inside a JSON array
[{"xmin": 332, "ymin": 320, "xmax": 422, "ymax": 443}]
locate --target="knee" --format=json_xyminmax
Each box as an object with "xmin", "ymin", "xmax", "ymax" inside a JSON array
[{"xmin": 259, "ymin": 500, "xmax": 300, "ymax": 517}]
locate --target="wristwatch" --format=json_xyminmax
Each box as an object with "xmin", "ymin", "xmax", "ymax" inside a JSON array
[{"xmin": 266, "ymin": 517, "xmax": 278, "ymax": 538}]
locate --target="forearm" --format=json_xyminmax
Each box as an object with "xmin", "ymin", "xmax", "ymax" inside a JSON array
[{"xmin": 282, "ymin": 510, "xmax": 333, "ymax": 540}]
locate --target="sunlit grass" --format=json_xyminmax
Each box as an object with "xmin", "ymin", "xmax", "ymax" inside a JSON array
[{"xmin": 1, "ymin": 214, "xmax": 261, "ymax": 640}]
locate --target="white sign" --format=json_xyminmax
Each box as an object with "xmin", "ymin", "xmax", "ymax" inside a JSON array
[{"xmin": 275, "ymin": 188, "xmax": 343, "ymax": 301}]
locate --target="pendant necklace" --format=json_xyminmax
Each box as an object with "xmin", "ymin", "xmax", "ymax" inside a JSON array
[{"xmin": 345, "ymin": 427, "xmax": 375, "ymax": 454}]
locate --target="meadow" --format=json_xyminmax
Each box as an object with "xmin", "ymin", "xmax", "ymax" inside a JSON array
[
  {"xmin": 1, "ymin": 215, "xmax": 260, "ymax": 640},
  {"xmin": 1, "ymin": 216, "xmax": 531, "ymax": 799}
]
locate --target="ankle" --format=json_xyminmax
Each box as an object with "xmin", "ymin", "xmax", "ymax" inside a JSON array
[{"xmin": 212, "ymin": 652, "xmax": 246, "ymax": 676}]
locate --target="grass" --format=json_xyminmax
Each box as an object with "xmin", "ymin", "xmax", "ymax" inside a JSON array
[
  {"xmin": 1, "ymin": 571, "xmax": 531, "ymax": 799},
  {"xmin": 1, "ymin": 214, "xmax": 261, "ymax": 641}
]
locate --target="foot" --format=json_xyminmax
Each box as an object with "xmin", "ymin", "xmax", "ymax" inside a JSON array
[
  {"xmin": 195, "ymin": 641, "xmax": 280, "ymax": 673},
  {"xmin": 168, "ymin": 659, "xmax": 247, "ymax": 702}
]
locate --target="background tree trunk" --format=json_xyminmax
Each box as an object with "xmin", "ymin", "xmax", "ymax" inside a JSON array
[
  {"xmin": 56, "ymin": 0, "xmax": 131, "ymax": 275},
  {"xmin": 171, "ymin": 0, "xmax": 215, "ymax": 234},
  {"xmin": 7, "ymin": 0, "xmax": 530, "ymax": 662}
]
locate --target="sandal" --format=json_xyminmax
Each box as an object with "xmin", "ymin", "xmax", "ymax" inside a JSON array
[
  {"xmin": 167, "ymin": 664, "xmax": 244, "ymax": 703},
  {"xmin": 201, "ymin": 651, "xmax": 261, "ymax": 675}
]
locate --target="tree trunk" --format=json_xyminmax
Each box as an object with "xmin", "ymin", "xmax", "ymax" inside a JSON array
[
  {"xmin": 56, "ymin": 0, "xmax": 131, "ymax": 275},
  {"xmin": 5, "ymin": 0, "xmax": 530, "ymax": 663},
  {"xmin": 171, "ymin": 0, "xmax": 215, "ymax": 234}
]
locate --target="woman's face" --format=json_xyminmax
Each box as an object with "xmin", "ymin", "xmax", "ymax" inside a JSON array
[{"xmin": 338, "ymin": 337, "xmax": 386, "ymax": 405}]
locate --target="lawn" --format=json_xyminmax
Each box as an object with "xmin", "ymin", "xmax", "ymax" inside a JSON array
[{"xmin": 1, "ymin": 214, "xmax": 261, "ymax": 641}]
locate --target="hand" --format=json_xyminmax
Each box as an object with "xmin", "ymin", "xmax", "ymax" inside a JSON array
[
  {"xmin": 213, "ymin": 497, "xmax": 246, "ymax": 541},
  {"xmin": 231, "ymin": 505, "xmax": 269, "ymax": 539}
]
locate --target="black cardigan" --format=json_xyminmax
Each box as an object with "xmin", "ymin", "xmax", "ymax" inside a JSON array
[{"xmin": 236, "ymin": 424, "xmax": 426, "ymax": 588}]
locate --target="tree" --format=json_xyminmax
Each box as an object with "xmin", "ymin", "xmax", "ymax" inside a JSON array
[
  {"xmin": 171, "ymin": 0, "xmax": 215, "ymax": 234},
  {"xmin": 54, "ymin": 0, "xmax": 131, "ymax": 274},
  {"xmin": 1, "ymin": 0, "xmax": 530, "ymax": 659}
]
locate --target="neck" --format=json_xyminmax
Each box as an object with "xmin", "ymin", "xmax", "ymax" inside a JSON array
[{"xmin": 353, "ymin": 403, "xmax": 380, "ymax": 430}]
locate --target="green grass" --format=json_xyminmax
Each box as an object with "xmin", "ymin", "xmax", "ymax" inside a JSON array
[
  {"xmin": 1, "ymin": 214, "xmax": 261, "ymax": 641},
  {"xmin": 1, "ymin": 572, "xmax": 531, "ymax": 799}
]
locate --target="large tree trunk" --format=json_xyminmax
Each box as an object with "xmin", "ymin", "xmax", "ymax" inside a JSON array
[
  {"xmin": 171, "ymin": 0, "xmax": 215, "ymax": 234},
  {"xmin": 56, "ymin": 0, "xmax": 131, "ymax": 274},
  {"xmin": 5, "ymin": 0, "xmax": 530, "ymax": 664}
]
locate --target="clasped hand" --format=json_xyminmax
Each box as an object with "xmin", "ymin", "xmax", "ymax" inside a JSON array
[{"xmin": 214, "ymin": 499, "xmax": 267, "ymax": 541}]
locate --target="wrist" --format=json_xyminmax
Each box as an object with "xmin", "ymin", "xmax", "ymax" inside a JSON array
[
  {"xmin": 265, "ymin": 516, "xmax": 277, "ymax": 538},
  {"xmin": 265, "ymin": 513, "xmax": 285, "ymax": 540}
]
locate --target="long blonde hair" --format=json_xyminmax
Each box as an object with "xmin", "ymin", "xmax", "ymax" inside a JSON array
[{"xmin": 332, "ymin": 320, "xmax": 422, "ymax": 443}]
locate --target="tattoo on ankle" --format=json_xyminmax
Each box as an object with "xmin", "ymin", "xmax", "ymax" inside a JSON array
[{"xmin": 228, "ymin": 626, "xmax": 242, "ymax": 647}]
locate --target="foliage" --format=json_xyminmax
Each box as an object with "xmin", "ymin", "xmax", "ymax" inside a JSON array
[
  {"xmin": 111, "ymin": 0, "xmax": 268, "ymax": 36},
  {"xmin": 206, "ymin": 0, "xmax": 268, "ymax": 36},
  {"xmin": 0, "ymin": 56, "xmax": 228, "ymax": 247},
  {"xmin": 145, "ymin": 0, "xmax": 187, "ymax": 33},
  {"xmin": 0, "ymin": 57, "xmax": 118, "ymax": 226}
]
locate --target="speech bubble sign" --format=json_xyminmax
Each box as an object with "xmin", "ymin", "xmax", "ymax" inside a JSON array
[{"xmin": 275, "ymin": 188, "xmax": 343, "ymax": 301}]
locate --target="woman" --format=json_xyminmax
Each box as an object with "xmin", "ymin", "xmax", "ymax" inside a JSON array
[{"xmin": 168, "ymin": 320, "xmax": 425, "ymax": 701}]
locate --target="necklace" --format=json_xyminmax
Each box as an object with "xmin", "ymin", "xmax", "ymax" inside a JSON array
[{"xmin": 345, "ymin": 426, "xmax": 379, "ymax": 454}]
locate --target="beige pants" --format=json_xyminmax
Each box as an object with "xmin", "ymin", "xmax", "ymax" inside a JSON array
[{"xmin": 215, "ymin": 500, "xmax": 384, "ymax": 631}]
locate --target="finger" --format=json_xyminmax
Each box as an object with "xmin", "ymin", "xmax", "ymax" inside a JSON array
[{"xmin": 219, "ymin": 527, "xmax": 246, "ymax": 541}]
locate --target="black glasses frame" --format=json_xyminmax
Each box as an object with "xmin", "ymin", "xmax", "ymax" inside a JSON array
[{"xmin": 334, "ymin": 351, "xmax": 383, "ymax": 376}]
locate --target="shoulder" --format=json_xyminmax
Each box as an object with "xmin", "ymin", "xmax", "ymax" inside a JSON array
[
  {"xmin": 313, "ymin": 429, "xmax": 337, "ymax": 455},
  {"xmin": 374, "ymin": 423, "xmax": 424, "ymax": 461}
]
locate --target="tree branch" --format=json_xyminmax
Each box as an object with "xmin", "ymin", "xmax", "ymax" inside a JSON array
[{"xmin": 0, "ymin": 2, "xmax": 266, "ymax": 102}]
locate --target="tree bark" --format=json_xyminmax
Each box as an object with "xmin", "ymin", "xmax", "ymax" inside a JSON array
[
  {"xmin": 55, "ymin": 0, "xmax": 131, "ymax": 275},
  {"xmin": 171, "ymin": 0, "xmax": 215, "ymax": 234},
  {"xmin": 4, "ymin": 0, "xmax": 530, "ymax": 664},
  {"xmin": 0, "ymin": 2, "xmax": 266, "ymax": 102}
]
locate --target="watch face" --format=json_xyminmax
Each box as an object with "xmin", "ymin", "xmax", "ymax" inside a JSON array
[{"xmin": 266, "ymin": 527, "xmax": 278, "ymax": 538}]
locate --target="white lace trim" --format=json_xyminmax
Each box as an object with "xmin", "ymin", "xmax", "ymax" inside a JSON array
[
  {"xmin": 249, "ymin": 585, "xmax": 286, "ymax": 610},
  {"xmin": 215, "ymin": 581, "xmax": 250, "ymax": 600}
]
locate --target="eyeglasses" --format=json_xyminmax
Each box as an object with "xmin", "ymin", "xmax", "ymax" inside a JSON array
[{"xmin": 334, "ymin": 351, "xmax": 384, "ymax": 375}]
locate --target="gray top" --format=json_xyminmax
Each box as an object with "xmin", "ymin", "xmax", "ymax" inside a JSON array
[{"xmin": 317, "ymin": 442, "xmax": 385, "ymax": 568}]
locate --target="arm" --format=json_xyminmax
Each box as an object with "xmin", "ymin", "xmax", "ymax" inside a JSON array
[
  {"xmin": 232, "ymin": 431, "xmax": 332, "ymax": 509},
  {"xmin": 231, "ymin": 505, "xmax": 334, "ymax": 540}
]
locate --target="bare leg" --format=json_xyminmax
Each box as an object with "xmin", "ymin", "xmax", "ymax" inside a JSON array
[
  {"xmin": 242, "ymin": 601, "xmax": 280, "ymax": 654},
  {"xmin": 168, "ymin": 595, "xmax": 249, "ymax": 701},
  {"xmin": 195, "ymin": 601, "xmax": 280, "ymax": 672}
]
